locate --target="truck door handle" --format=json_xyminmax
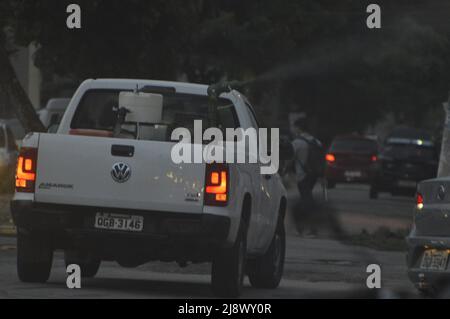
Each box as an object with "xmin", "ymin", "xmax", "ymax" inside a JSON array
[{"xmin": 111, "ymin": 144, "xmax": 135, "ymax": 157}]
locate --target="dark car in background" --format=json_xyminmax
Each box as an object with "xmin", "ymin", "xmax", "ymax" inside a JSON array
[
  {"xmin": 325, "ymin": 135, "xmax": 379, "ymax": 188},
  {"xmin": 370, "ymin": 127, "xmax": 438, "ymax": 199}
]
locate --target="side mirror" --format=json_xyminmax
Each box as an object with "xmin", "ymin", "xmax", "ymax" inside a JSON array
[{"xmin": 279, "ymin": 138, "xmax": 294, "ymax": 161}]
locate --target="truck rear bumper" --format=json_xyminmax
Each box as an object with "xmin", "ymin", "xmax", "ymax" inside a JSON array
[{"xmin": 11, "ymin": 200, "xmax": 230, "ymax": 262}]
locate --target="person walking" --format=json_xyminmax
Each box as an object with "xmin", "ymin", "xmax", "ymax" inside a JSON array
[{"xmin": 291, "ymin": 118, "xmax": 325, "ymax": 208}]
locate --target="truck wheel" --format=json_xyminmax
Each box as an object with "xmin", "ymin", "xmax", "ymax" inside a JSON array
[
  {"xmin": 248, "ymin": 220, "xmax": 285, "ymax": 289},
  {"xmin": 17, "ymin": 232, "xmax": 53, "ymax": 283},
  {"xmin": 211, "ymin": 221, "xmax": 247, "ymax": 298},
  {"xmin": 65, "ymin": 250, "xmax": 101, "ymax": 278}
]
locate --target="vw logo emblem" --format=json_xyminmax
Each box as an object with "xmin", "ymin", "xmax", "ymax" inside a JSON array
[
  {"xmin": 111, "ymin": 162, "xmax": 131, "ymax": 183},
  {"xmin": 438, "ymin": 185, "xmax": 446, "ymax": 201}
]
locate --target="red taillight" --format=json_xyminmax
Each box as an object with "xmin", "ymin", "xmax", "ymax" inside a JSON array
[
  {"xmin": 204, "ymin": 163, "xmax": 228, "ymax": 206},
  {"xmin": 416, "ymin": 192, "xmax": 424, "ymax": 209},
  {"xmin": 371, "ymin": 155, "xmax": 378, "ymax": 162},
  {"xmin": 325, "ymin": 153, "xmax": 336, "ymax": 163},
  {"xmin": 15, "ymin": 147, "xmax": 38, "ymax": 193}
]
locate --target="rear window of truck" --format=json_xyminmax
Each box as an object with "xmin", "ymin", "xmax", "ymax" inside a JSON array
[{"xmin": 70, "ymin": 89, "xmax": 240, "ymax": 141}]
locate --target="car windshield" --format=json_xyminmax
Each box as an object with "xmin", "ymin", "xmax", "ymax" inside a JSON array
[
  {"xmin": 71, "ymin": 89, "xmax": 240, "ymax": 141},
  {"xmin": 330, "ymin": 138, "xmax": 378, "ymax": 153},
  {"xmin": 382, "ymin": 143, "xmax": 436, "ymax": 161}
]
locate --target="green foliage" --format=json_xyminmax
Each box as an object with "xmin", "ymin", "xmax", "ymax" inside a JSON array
[{"xmin": 0, "ymin": 0, "xmax": 12, "ymax": 45}]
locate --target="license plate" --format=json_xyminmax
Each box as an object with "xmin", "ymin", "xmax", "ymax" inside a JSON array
[
  {"xmin": 344, "ymin": 171, "xmax": 362, "ymax": 178},
  {"xmin": 420, "ymin": 249, "xmax": 449, "ymax": 271},
  {"xmin": 94, "ymin": 213, "xmax": 144, "ymax": 232},
  {"xmin": 397, "ymin": 180, "xmax": 417, "ymax": 188}
]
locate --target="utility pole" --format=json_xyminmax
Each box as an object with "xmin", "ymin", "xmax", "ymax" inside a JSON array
[{"xmin": 437, "ymin": 92, "xmax": 450, "ymax": 177}]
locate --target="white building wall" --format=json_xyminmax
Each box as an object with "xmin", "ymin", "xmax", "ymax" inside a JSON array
[{"xmin": 9, "ymin": 43, "xmax": 41, "ymax": 109}]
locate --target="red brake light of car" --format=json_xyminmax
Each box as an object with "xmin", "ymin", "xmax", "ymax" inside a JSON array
[
  {"xmin": 15, "ymin": 147, "xmax": 38, "ymax": 193},
  {"xmin": 416, "ymin": 192, "xmax": 424, "ymax": 210},
  {"xmin": 325, "ymin": 153, "xmax": 336, "ymax": 163},
  {"xmin": 204, "ymin": 163, "xmax": 228, "ymax": 206}
]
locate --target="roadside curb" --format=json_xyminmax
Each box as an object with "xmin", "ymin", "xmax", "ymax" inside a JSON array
[{"xmin": 0, "ymin": 225, "xmax": 16, "ymax": 237}]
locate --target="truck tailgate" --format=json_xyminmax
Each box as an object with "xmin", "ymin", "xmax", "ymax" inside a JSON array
[{"xmin": 35, "ymin": 133, "xmax": 205, "ymax": 213}]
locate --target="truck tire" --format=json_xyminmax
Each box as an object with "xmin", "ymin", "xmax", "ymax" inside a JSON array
[
  {"xmin": 211, "ymin": 221, "xmax": 247, "ymax": 298},
  {"xmin": 17, "ymin": 232, "xmax": 53, "ymax": 283},
  {"xmin": 248, "ymin": 220, "xmax": 285, "ymax": 289},
  {"xmin": 65, "ymin": 250, "xmax": 101, "ymax": 278}
]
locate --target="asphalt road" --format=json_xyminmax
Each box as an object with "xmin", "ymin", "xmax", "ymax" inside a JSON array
[{"xmin": 0, "ymin": 183, "xmax": 418, "ymax": 298}]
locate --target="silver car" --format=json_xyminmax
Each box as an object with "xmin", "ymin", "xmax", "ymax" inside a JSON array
[{"xmin": 407, "ymin": 178, "xmax": 450, "ymax": 294}]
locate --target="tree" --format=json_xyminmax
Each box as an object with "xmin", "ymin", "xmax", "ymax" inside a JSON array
[
  {"xmin": 0, "ymin": 1, "xmax": 45, "ymax": 132},
  {"xmin": 0, "ymin": 45, "xmax": 45, "ymax": 132},
  {"xmin": 3, "ymin": 0, "xmax": 450, "ymax": 141}
]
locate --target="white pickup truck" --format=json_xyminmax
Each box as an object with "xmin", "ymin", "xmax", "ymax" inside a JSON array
[{"xmin": 11, "ymin": 79, "xmax": 290, "ymax": 297}]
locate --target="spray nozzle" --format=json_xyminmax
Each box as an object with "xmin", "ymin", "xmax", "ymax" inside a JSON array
[{"xmin": 207, "ymin": 80, "xmax": 245, "ymax": 99}]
